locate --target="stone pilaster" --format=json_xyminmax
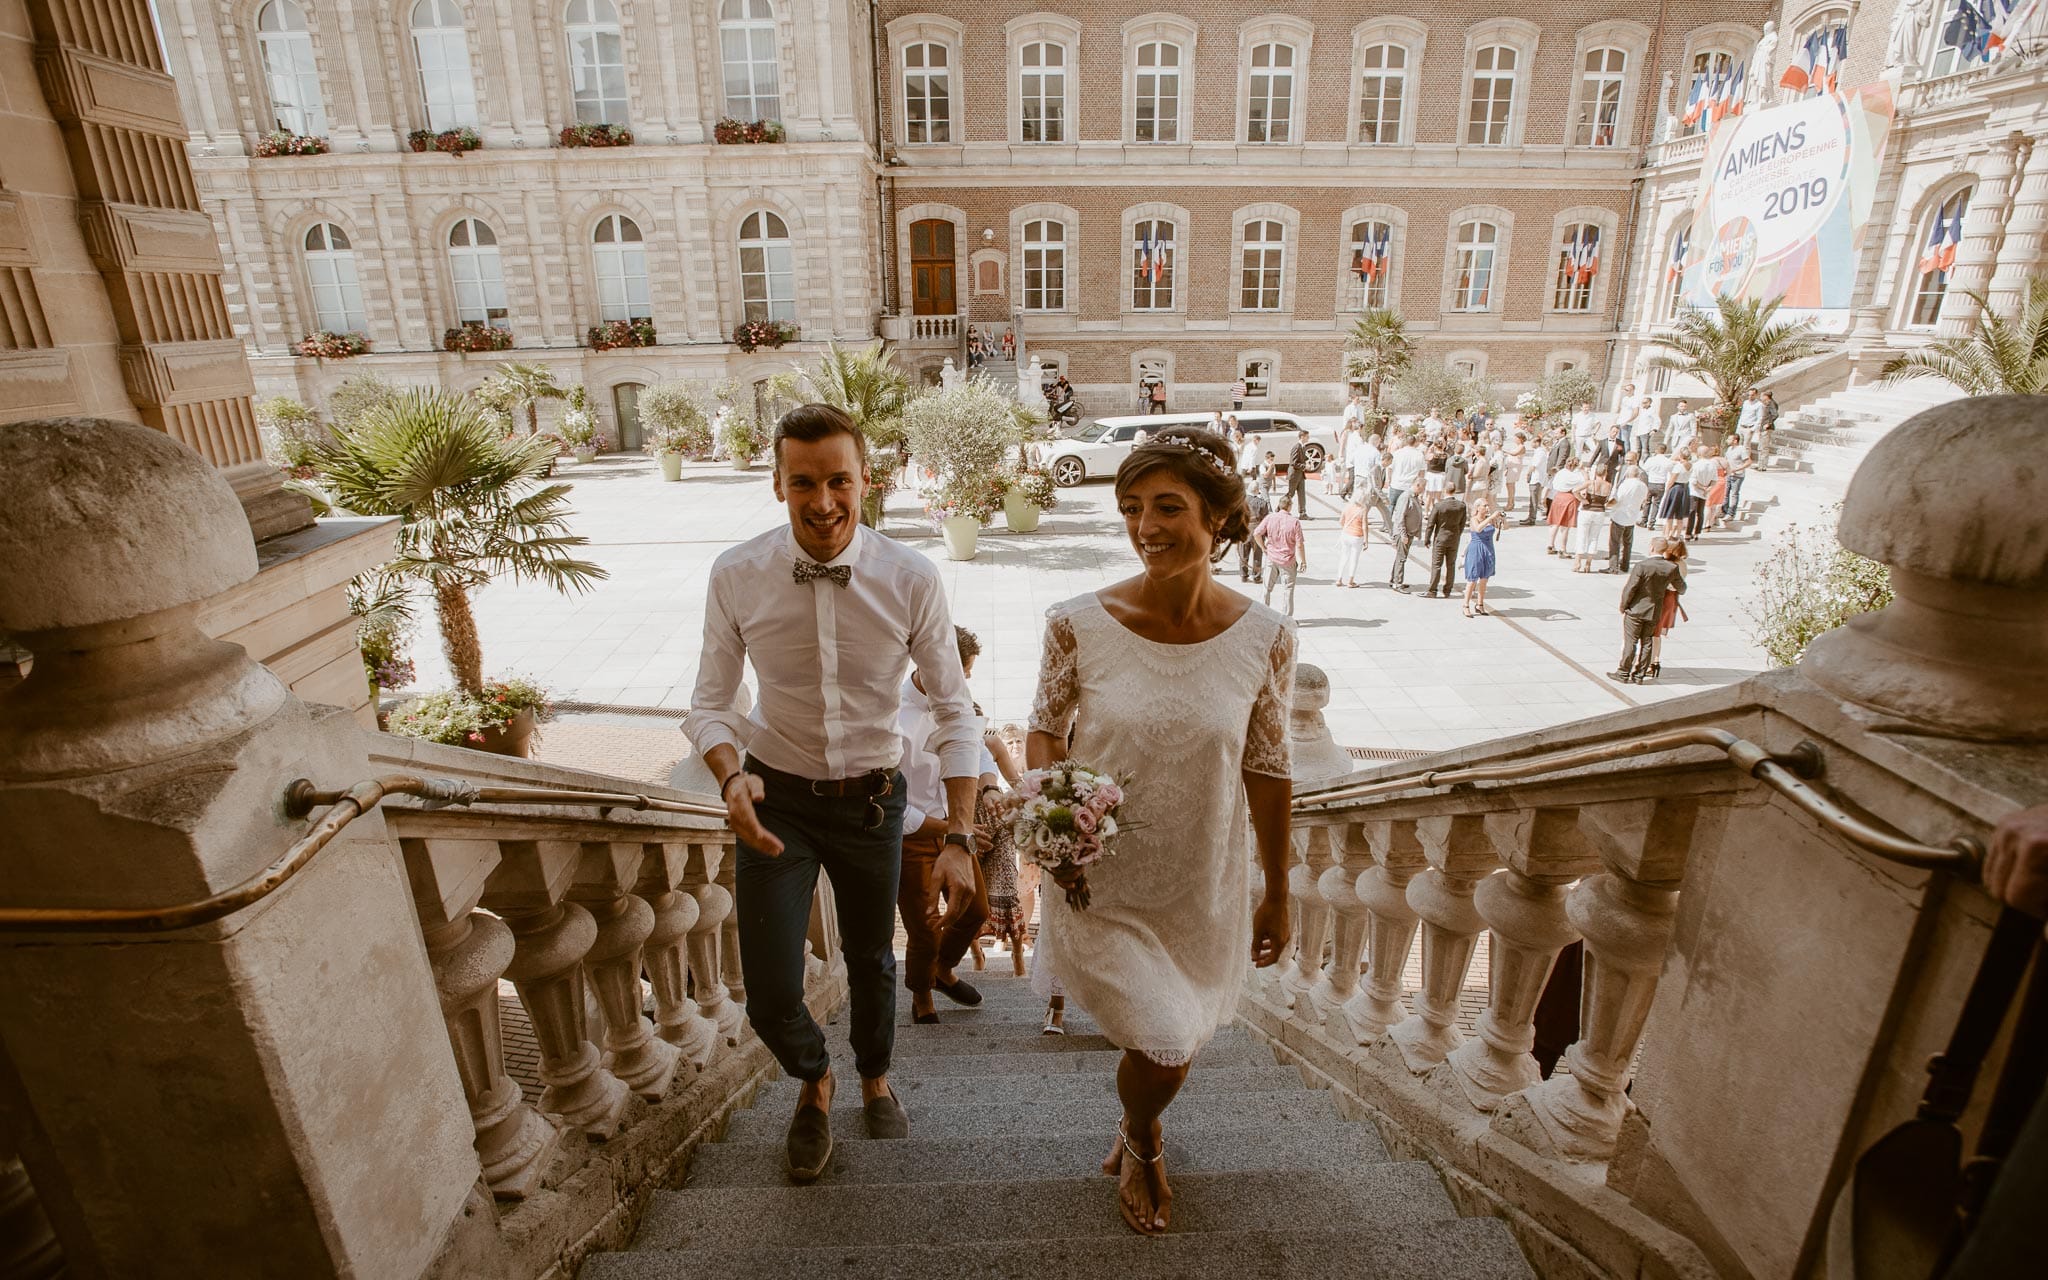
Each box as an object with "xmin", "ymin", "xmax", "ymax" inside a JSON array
[
  {"xmin": 1988, "ymin": 136, "xmax": 2048, "ymax": 317},
  {"xmin": 1938, "ymin": 131, "xmax": 2023, "ymax": 337}
]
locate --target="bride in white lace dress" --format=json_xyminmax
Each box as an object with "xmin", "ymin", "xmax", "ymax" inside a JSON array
[{"xmin": 1025, "ymin": 427, "xmax": 1296, "ymax": 1236}]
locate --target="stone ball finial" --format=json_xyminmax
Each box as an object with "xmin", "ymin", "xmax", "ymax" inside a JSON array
[
  {"xmin": 0, "ymin": 418, "xmax": 258, "ymax": 634},
  {"xmin": 1291, "ymin": 662, "xmax": 1332, "ymax": 713},
  {"xmin": 1837, "ymin": 396, "xmax": 2048, "ymax": 589}
]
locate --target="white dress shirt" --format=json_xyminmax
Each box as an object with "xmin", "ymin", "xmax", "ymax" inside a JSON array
[
  {"xmin": 684, "ymin": 524, "xmax": 979, "ymax": 781},
  {"xmin": 1610, "ymin": 476, "xmax": 1650, "ymax": 527},
  {"xmin": 1388, "ymin": 445, "xmax": 1427, "ymax": 491}
]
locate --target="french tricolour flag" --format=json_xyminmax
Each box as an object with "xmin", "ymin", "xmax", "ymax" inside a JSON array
[
  {"xmin": 1920, "ymin": 212, "xmax": 1963, "ymax": 275},
  {"xmin": 1712, "ymin": 63, "xmax": 1747, "ymax": 122},
  {"xmin": 1682, "ymin": 74, "xmax": 1708, "ymax": 127},
  {"xmin": 1570, "ymin": 230, "xmax": 1601, "ymax": 283}
]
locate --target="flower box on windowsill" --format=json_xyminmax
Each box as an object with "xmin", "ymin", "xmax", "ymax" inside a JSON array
[
  {"xmin": 587, "ymin": 318, "xmax": 656, "ymax": 351},
  {"xmin": 443, "ymin": 323, "xmax": 514, "ymax": 353},
  {"xmin": 559, "ymin": 123, "xmax": 634, "ymax": 148},
  {"xmin": 409, "ymin": 127, "xmax": 483, "ymax": 156},
  {"xmin": 254, "ymin": 130, "xmax": 329, "ymax": 157},
  {"xmin": 295, "ymin": 331, "xmax": 370, "ymax": 359},
  {"xmin": 713, "ymin": 117, "xmax": 786, "ymax": 145},
  {"xmin": 731, "ymin": 320, "xmax": 799, "ymax": 353}
]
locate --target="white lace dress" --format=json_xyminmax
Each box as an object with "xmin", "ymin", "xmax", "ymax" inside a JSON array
[{"xmin": 1027, "ymin": 593, "xmax": 1296, "ymax": 1064}]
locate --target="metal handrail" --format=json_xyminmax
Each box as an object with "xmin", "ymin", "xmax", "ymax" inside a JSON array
[
  {"xmin": 0, "ymin": 774, "xmax": 727, "ymax": 935},
  {"xmin": 1293, "ymin": 728, "xmax": 1984, "ymax": 876}
]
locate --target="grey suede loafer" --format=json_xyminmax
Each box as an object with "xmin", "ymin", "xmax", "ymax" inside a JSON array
[
  {"xmin": 862, "ymin": 1091, "xmax": 910, "ymax": 1140},
  {"xmin": 786, "ymin": 1105, "xmax": 832, "ymax": 1182}
]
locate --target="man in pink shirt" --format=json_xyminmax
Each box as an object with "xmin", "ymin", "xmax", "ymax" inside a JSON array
[{"xmin": 1253, "ymin": 505, "xmax": 1307, "ymax": 616}]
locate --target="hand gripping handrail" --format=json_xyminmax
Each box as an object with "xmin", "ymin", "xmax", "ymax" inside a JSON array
[
  {"xmin": 1292, "ymin": 727, "xmax": 1984, "ymax": 876},
  {"xmin": 0, "ymin": 774, "xmax": 727, "ymax": 935}
]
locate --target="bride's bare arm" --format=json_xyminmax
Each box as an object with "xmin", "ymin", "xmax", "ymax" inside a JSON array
[
  {"xmin": 1025, "ymin": 731, "xmax": 1063, "ymax": 770},
  {"xmin": 1244, "ymin": 769, "xmax": 1292, "ymax": 967}
]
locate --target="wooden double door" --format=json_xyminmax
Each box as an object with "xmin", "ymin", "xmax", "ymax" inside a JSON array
[{"xmin": 909, "ymin": 219, "xmax": 956, "ymax": 315}]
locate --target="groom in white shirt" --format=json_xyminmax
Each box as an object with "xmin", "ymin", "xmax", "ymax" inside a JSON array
[{"xmin": 684, "ymin": 404, "xmax": 982, "ymax": 1182}]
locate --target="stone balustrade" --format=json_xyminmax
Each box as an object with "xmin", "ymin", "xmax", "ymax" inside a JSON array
[{"xmin": 907, "ymin": 315, "xmax": 960, "ymax": 343}]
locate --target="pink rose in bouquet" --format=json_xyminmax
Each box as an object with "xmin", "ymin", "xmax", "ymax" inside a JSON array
[{"xmin": 1005, "ymin": 760, "xmax": 1136, "ymax": 910}]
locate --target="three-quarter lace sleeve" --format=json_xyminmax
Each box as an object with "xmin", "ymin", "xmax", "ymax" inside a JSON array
[
  {"xmin": 1028, "ymin": 611, "xmax": 1079, "ymax": 741},
  {"xmin": 1243, "ymin": 621, "xmax": 1296, "ymax": 778}
]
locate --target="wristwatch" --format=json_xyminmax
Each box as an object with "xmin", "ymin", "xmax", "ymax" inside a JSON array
[{"xmin": 943, "ymin": 833, "xmax": 973, "ymax": 852}]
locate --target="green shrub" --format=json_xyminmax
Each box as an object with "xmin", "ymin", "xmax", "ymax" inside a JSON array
[{"xmin": 1744, "ymin": 507, "xmax": 1893, "ymax": 667}]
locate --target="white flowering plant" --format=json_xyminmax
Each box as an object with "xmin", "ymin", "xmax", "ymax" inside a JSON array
[{"xmin": 1004, "ymin": 760, "xmax": 1136, "ymax": 911}]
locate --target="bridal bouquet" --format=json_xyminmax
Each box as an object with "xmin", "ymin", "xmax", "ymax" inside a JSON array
[{"xmin": 1008, "ymin": 762, "xmax": 1132, "ymax": 911}]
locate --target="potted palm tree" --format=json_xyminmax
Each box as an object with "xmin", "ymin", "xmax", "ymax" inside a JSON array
[
  {"xmin": 311, "ymin": 389, "xmax": 608, "ymax": 757},
  {"xmin": 1651, "ymin": 295, "xmax": 1819, "ymax": 449},
  {"xmin": 480, "ymin": 361, "xmax": 567, "ymax": 436},
  {"xmin": 1881, "ymin": 279, "xmax": 2048, "ymax": 393},
  {"xmin": 1344, "ymin": 308, "xmax": 1415, "ymax": 409},
  {"xmin": 904, "ymin": 378, "xmax": 1031, "ymax": 561}
]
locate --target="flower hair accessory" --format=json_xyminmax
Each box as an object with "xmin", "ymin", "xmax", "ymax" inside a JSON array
[{"xmin": 1139, "ymin": 432, "xmax": 1235, "ymax": 478}]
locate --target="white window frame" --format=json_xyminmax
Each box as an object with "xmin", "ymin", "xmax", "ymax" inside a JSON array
[
  {"xmin": 1575, "ymin": 49, "xmax": 1627, "ymax": 147},
  {"xmin": 1237, "ymin": 18, "xmax": 1312, "ymax": 145},
  {"xmin": 1552, "ymin": 222, "xmax": 1601, "ymax": 312},
  {"xmin": 890, "ymin": 16, "xmax": 963, "ymax": 146},
  {"xmin": 1347, "ymin": 19, "xmax": 1425, "ymax": 146},
  {"xmin": 1684, "ymin": 48, "xmax": 1737, "ymax": 136},
  {"xmin": 591, "ymin": 212, "xmax": 651, "ymax": 322},
  {"xmin": 447, "ymin": 216, "xmax": 507, "ymax": 325},
  {"xmin": 719, "ymin": 0, "xmax": 782, "ymax": 123},
  {"xmin": 1238, "ymin": 219, "xmax": 1287, "ymax": 311},
  {"xmin": 257, "ymin": 0, "xmax": 326, "ymax": 137},
  {"xmin": 738, "ymin": 210, "xmax": 796, "ymax": 324},
  {"xmin": 411, "ymin": 0, "xmax": 479, "ymax": 130},
  {"xmin": 1020, "ymin": 43, "xmax": 1066, "ymax": 142},
  {"xmin": 1006, "ymin": 15, "xmax": 1081, "ymax": 146},
  {"xmin": 1467, "ymin": 47, "xmax": 1518, "ymax": 145},
  {"xmin": 1127, "ymin": 213, "xmax": 1179, "ymax": 313},
  {"xmin": 1459, "ymin": 20, "xmax": 1540, "ymax": 148},
  {"xmin": 1237, "ymin": 352, "xmax": 1278, "ymax": 400},
  {"xmin": 1566, "ymin": 22, "xmax": 1648, "ymax": 148},
  {"xmin": 1132, "ymin": 40, "xmax": 1182, "ymax": 142},
  {"xmin": 1344, "ymin": 217, "xmax": 1397, "ymax": 311},
  {"xmin": 1123, "ymin": 14, "xmax": 1197, "ymax": 144},
  {"xmin": 565, "ymin": 0, "xmax": 629, "ymax": 126},
  {"xmin": 1930, "ymin": 3, "xmax": 1972, "ymax": 78},
  {"xmin": 1245, "ymin": 43, "xmax": 1297, "ymax": 143},
  {"xmin": 1021, "ymin": 218, "xmax": 1067, "ymax": 313},
  {"xmin": 1906, "ymin": 186, "xmax": 1973, "ymax": 328},
  {"xmin": 1357, "ymin": 43, "xmax": 1407, "ymax": 144},
  {"xmin": 1446, "ymin": 215, "xmax": 1508, "ymax": 315},
  {"xmin": 303, "ymin": 222, "xmax": 366, "ymax": 334}
]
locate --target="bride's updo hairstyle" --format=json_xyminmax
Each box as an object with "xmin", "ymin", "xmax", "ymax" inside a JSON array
[{"xmin": 1112, "ymin": 426, "xmax": 1253, "ymax": 559}]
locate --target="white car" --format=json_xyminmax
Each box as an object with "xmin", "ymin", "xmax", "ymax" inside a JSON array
[{"xmin": 1041, "ymin": 411, "xmax": 1335, "ymax": 488}]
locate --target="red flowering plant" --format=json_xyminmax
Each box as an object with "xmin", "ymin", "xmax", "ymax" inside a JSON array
[
  {"xmin": 444, "ymin": 323, "xmax": 515, "ymax": 353},
  {"xmin": 559, "ymin": 122, "xmax": 634, "ymax": 148},
  {"xmin": 731, "ymin": 319, "xmax": 798, "ymax": 352},
  {"xmin": 713, "ymin": 117, "xmax": 787, "ymax": 144},
  {"xmin": 295, "ymin": 331, "xmax": 370, "ymax": 359},
  {"xmin": 254, "ymin": 130, "xmax": 329, "ymax": 157},
  {"xmin": 587, "ymin": 318, "xmax": 657, "ymax": 350},
  {"xmin": 409, "ymin": 127, "xmax": 483, "ymax": 155}
]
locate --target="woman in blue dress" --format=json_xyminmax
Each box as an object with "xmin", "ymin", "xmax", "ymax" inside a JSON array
[{"xmin": 1462, "ymin": 498, "xmax": 1505, "ymax": 617}]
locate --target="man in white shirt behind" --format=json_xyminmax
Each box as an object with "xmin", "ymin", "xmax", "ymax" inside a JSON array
[
  {"xmin": 1571, "ymin": 402, "xmax": 1598, "ymax": 454},
  {"xmin": 685, "ymin": 404, "xmax": 982, "ymax": 1180},
  {"xmin": 1607, "ymin": 464, "xmax": 1651, "ymax": 573},
  {"xmin": 1387, "ymin": 431, "xmax": 1427, "ymax": 495}
]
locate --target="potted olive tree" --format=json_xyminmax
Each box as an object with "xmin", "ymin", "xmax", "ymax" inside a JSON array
[
  {"xmin": 903, "ymin": 378, "xmax": 1029, "ymax": 561},
  {"xmin": 721, "ymin": 409, "xmax": 763, "ymax": 470},
  {"xmin": 639, "ymin": 382, "xmax": 713, "ymax": 478}
]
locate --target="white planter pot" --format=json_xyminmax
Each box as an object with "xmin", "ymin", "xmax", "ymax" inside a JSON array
[
  {"xmin": 572, "ymin": 447, "xmax": 597, "ymax": 464},
  {"xmin": 731, "ymin": 454, "xmax": 755, "ymax": 471},
  {"xmin": 657, "ymin": 453, "xmax": 684, "ymax": 481},
  {"xmin": 1002, "ymin": 491, "xmax": 1042, "ymax": 533},
  {"xmin": 940, "ymin": 515, "xmax": 980, "ymax": 561}
]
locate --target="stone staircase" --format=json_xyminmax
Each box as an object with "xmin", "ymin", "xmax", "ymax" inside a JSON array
[
  {"xmin": 581, "ymin": 972, "xmax": 1533, "ymax": 1279},
  {"xmin": 1770, "ymin": 376, "xmax": 1963, "ymax": 477}
]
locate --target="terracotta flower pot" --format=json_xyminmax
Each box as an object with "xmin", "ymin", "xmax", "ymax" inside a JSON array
[{"xmin": 473, "ymin": 708, "xmax": 536, "ymax": 759}]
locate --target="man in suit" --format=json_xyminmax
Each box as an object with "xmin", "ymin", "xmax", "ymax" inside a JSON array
[
  {"xmin": 1424, "ymin": 489, "xmax": 1468, "ymax": 598},
  {"xmin": 1612, "ymin": 536, "xmax": 1684, "ymax": 682},
  {"xmin": 1388, "ymin": 474, "xmax": 1425, "ymax": 592},
  {"xmin": 1592, "ymin": 424, "xmax": 1627, "ymax": 484},
  {"xmin": 1285, "ymin": 429, "xmax": 1312, "ymax": 517},
  {"xmin": 1239, "ymin": 484, "xmax": 1270, "ymax": 581}
]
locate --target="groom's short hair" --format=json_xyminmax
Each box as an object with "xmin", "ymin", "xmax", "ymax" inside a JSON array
[{"xmin": 773, "ymin": 403, "xmax": 866, "ymax": 470}]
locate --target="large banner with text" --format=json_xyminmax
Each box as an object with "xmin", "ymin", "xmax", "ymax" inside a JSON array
[{"xmin": 1679, "ymin": 83, "xmax": 1896, "ymax": 333}]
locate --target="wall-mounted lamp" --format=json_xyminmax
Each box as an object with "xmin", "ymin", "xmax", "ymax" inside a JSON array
[{"xmin": 982, "ymin": 228, "xmax": 995, "ymax": 242}]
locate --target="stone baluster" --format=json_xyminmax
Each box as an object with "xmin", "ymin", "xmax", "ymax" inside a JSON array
[
  {"xmin": 403, "ymin": 834, "xmax": 562, "ymax": 1199},
  {"xmin": 1341, "ymin": 819, "xmax": 1427, "ymax": 1044},
  {"xmin": 1279, "ymin": 825, "xmax": 1337, "ymax": 1010},
  {"xmin": 714, "ymin": 839, "xmax": 750, "ymax": 1008},
  {"xmin": 572, "ymin": 842, "xmax": 682, "ymax": 1101},
  {"xmin": 1447, "ymin": 809, "xmax": 1600, "ymax": 1111},
  {"xmin": 687, "ymin": 844, "xmax": 746, "ymax": 1044},
  {"xmin": 1387, "ymin": 814, "xmax": 1500, "ymax": 1073},
  {"xmin": 485, "ymin": 840, "xmax": 631, "ymax": 1140},
  {"xmin": 638, "ymin": 842, "xmax": 720, "ymax": 1070},
  {"xmin": 1308, "ymin": 823, "xmax": 1372, "ymax": 1024},
  {"xmin": 1509, "ymin": 798, "xmax": 1700, "ymax": 1161}
]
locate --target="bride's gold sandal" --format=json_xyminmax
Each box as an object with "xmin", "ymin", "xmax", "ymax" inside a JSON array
[{"xmin": 1113, "ymin": 1120, "xmax": 1170, "ymax": 1235}]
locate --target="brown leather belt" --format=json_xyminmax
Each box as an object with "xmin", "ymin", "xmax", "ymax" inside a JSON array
[{"xmin": 745, "ymin": 757, "xmax": 896, "ymax": 798}]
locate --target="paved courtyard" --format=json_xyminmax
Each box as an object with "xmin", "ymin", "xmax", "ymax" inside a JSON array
[{"xmin": 396, "ymin": 436, "xmax": 1847, "ymax": 778}]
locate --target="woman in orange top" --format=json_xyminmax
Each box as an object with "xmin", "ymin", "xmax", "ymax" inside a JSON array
[{"xmin": 1335, "ymin": 493, "xmax": 1370, "ymax": 587}]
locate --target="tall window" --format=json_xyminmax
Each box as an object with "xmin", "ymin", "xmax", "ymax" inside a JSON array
[
  {"xmin": 303, "ymin": 223, "xmax": 365, "ymax": 333},
  {"xmin": 1666, "ymin": 223, "xmax": 1692, "ymax": 318},
  {"xmin": 1358, "ymin": 44, "xmax": 1406, "ymax": 144},
  {"xmin": 1930, "ymin": 4, "xmax": 1974, "ymax": 77},
  {"xmin": 1792, "ymin": 15, "xmax": 1850, "ymax": 98},
  {"xmin": 1575, "ymin": 48, "xmax": 1625, "ymax": 147},
  {"xmin": 1134, "ymin": 42, "xmax": 1181, "ymax": 142},
  {"xmin": 1242, "ymin": 358, "xmax": 1272, "ymax": 398},
  {"xmin": 592, "ymin": 214, "xmax": 650, "ymax": 321},
  {"xmin": 738, "ymin": 212, "xmax": 795, "ymax": 323},
  {"xmin": 447, "ymin": 218, "xmax": 507, "ymax": 325},
  {"xmin": 720, "ymin": 0, "xmax": 781, "ymax": 122},
  {"xmin": 1452, "ymin": 221, "xmax": 1498, "ymax": 311},
  {"xmin": 1020, "ymin": 42, "xmax": 1066, "ymax": 142},
  {"xmin": 1686, "ymin": 51, "xmax": 1734, "ymax": 135},
  {"xmin": 1553, "ymin": 224, "xmax": 1600, "ymax": 311},
  {"xmin": 1247, "ymin": 43, "xmax": 1295, "ymax": 143},
  {"xmin": 1022, "ymin": 219, "xmax": 1065, "ymax": 311},
  {"xmin": 1239, "ymin": 220, "xmax": 1285, "ymax": 310},
  {"xmin": 1466, "ymin": 46, "xmax": 1516, "ymax": 145},
  {"xmin": 257, "ymin": 1, "xmax": 325, "ymax": 136},
  {"xmin": 566, "ymin": 0, "xmax": 627, "ymax": 125},
  {"xmin": 411, "ymin": 0, "xmax": 478, "ymax": 130},
  {"xmin": 1131, "ymin": 218, "xmax": 1176, "ymax": 310},
  {"xmin": 1346, "ymin": 220, "xmax": 1393, "ymax": 310},
  {"xmin": 1911, "ymin": 189, "xmax": 1971, "ymax": 326},
  {"xmin": 903, "ymin": 43, "xmax": 950, "ymax": 142}
]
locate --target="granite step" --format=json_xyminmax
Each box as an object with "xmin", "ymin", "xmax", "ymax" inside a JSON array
[
  {"xmin": 857, "ymin": 1024, "xmax": 1254, "ymax": 1060},
  {"xmin": 750, "ymin": 1064, "xmax": 1303, "ymax": 1113},
  {"xmin": 823, "ymin": 1043, "xmax": 1266, "ymax": 1079},
  {"xmin": 718, "ymin": 1086, "xmax": 1336, "ymax": 1146}
]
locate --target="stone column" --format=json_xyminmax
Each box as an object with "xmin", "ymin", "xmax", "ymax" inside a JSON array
[
  {"xmin": 1308, "ymin": 823, "xmax": 1371, "ymax": 1023},
  {"xmin": 1938, "ymin": 131, "xmax": 2024, "ymax": 337},
  {"xmin": 688, "ymin": 869, "xmax": 746, "ymax": 1046},
  {"xmin": 1341, "ymin": 818, "xmax": 1426, "ymax": 1043},
  {"xmin": 639, "ymin": 843, "xmax": 720, "ymax": 1069},
  {"xmin": 1387, "ymin": 814, "xmax": 1500, "ymax": 1073},
  {"xmin": 574, "ymin": 842, "xmax": 682, "ymax": 1102},
  {"xmin": 0, "ymin": 420, "xmax": 474, "ymax": 1277},
  {"xmin": 1447, "ymin": 809, "xmax": 1598, "ymax": 1111},
  {"xmin": 1510, "ymin": 797, "xmax": 1698, "ymax": 1161},
  {"xmin": 1988, "ymin": 137, "xmax": 2048, "ymax": 318}
]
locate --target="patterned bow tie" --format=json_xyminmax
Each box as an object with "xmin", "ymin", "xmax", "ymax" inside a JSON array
[{"xmin": 793, "ymin": 560, "xmax": 852, "ymax": 588}]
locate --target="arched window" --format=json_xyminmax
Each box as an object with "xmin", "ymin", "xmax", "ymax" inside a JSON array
[
  {"xmin": 591, "ymin": 214, "xmax": 650, "ymax": 321},
  {"xmin": 738, "ymin": 211, "xmax": 795, "ymax": 323},
  {"xmin": 1788, "ymin": 12, "xmax": 1850, "ymax": 98},
  {"xmin": 1552, "ymin": 223, "xmax": 1601, "ymax": 311},
  {"xmin": 411, "ymin": 0, "xmax": 478, "ymax": 129},
  {"xmin": 1347, "ymin": 220, "xmax": 1393, "ymax": 310},
  {"xmin": 1685, "ymin": 50, "xmax": 1735, "ymax": 136},
  {"xmin": 1020, "ymin": 42, "xmax": 1066, "ymax": 142},
  {"xmin": 1575, "ymin": 48, "xmax": 1626, "ymax": 147},
  {"xmin": 565, "ymin": 0, "xmax": 627, "ymax": 125},
  {"xmin": 1467, "ymin": 46, "xmax": 1516, "ymax": 145},
  {"xmin": 1911, "ymin": 189, "xmax": 1971, "ymax": 326},
  {"xmin": 720, "ymin": 0, "xmax": 781, "ymax": 122},
  {"xmin": 902, "ymin": 43, "xmax": 950, "ymax": 142},
  {"xmin": 1240, "ymin": 219, "xmax": 1285, "ymax": 310},
  {"xmin": 1134, "ymin": 41, "xmax": 1181, "ymax": 142},
  {"xmin": 1665, "ymin": 222, "xmax": 1692, "ymax": 318},
  {"xmin": 257, "ymin": 1, "xmax": 325, "ymax": 136},
  {"xmin": 1452, "ymin": 220, "xmax": 1498, "ymax": 311},
  {"xmin": 303, "ymin": 223, "xmax": 365, "ymax": 333},
  {"xmin": 1358, "ymin": 44, "xmax": 1406, "ymax": 144},
  {"xmin": 447, "ymin": 217, "xmax": 506, "ymax": 325},
  {"xmin": 1022, "ymin": 219, "xmax": 1065, "ymax": 311},
  {"xmin": 1131, "ymin": 218, "xmax": 1175, "ymax": 311},
  {"xmin": 1247, "ymin": 43, "xmax": 1295, "ymax": 142}
]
